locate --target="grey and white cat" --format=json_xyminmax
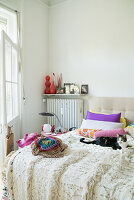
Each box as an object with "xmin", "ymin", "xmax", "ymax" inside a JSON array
[
  {"xmin": 117, "ymin": 134, "xmax": 130, "ymax": 148},
  {"xmin": 80, "ymin": 134, "xmax": 130, "ymax": 150}
]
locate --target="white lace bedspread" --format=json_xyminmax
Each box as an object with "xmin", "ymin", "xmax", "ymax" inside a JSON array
[{"xmin": 7, "ymin": 131, "xmax": 134, "ymax": 200}]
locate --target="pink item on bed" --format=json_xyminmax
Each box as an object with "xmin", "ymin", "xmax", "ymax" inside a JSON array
[
  {"xmin": 16, "ymin": 133, "xmax": 38, "ymax": 148},
  {"xmin": 94, "ymin": 128, "xmax": 126, "ymax": 139}
]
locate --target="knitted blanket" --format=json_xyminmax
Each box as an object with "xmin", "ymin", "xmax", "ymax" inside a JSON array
[
  {"xmin": 31, "ymin": 136, "xmax": 68, "ymax": 157},
  {"xmin": 6, "ymin": 131, "xmax": 134, "ymax": 200}
]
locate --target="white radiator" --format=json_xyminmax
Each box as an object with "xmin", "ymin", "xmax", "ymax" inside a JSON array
[{"xmin": 47, "ymin": 99, "xmax": 83, "ymax": 129}]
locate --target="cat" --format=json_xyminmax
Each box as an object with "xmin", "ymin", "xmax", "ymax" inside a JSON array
[
  {"xmin": 80, "ymin": 135, "xmax": 127, "ymax": 150},
  {"xmin": 117, "ymin": 134, "xmax": 132, "ymax": 148}
]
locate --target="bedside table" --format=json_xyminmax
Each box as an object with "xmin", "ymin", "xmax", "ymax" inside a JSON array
[{"xmin": 41, "ymin": 131, "xmax": 68, "ymax": 137}]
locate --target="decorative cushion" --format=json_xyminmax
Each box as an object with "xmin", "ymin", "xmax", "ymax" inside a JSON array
[
  {"xmin": 124, "ymin": 123, "xmax": 134, "ymax": 138},
  {"xmin": 31, "ymin": 136, "xmax": 68, "ymax": 158},
  {"xmin": 76, "ymin": 128, "xmax": 102, "ymax": 138},
  {"xmin": 86, "ymin": 111, "xmax": 121, "ymax": 123},
  {"xmin": 120, "ymin": 117, "xmax": 126, "ymax": 128},
  {"xmin": 90, "ymin": 110, "xmax": 126, "ymax": 128},
  {"xmin": 80, "ymin": 119, "xmax": 124, "ymax": 130},
  {"xmin": 94, "ymin": 128, "xmax": 126, "ymax": 139}
]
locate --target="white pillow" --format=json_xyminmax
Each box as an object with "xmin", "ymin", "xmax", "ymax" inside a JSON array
[{"xmin": 80, "ymin": 119, "xmax": 124, "ymax": 130}]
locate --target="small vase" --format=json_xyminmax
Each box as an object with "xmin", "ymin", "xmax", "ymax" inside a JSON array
[
  {"xmin": 50, "ymin": 81, "xmax": 56, "ymax": 94},
  {"xmin": 44, "ymin": 75, "xmax": 51, "ymax": 94}
]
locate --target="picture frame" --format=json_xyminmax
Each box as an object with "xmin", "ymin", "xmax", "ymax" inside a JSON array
[
  {"xmin": 64, "ymin": 83, "xmax": 75, "ymax": 94},
  {"xmin": 70, "ymin": 84, "xmax": 75, "ymax": 94},
  {"xmin": 56, "ymin": 87, "xmax": 65, "ymax": 94},
  {"xmin": 64, "ymin": 83, "xmax": 70, "ymax": 94},
  {"xmin": 81, "ymin": 84, "xmax": 88, "ymax": 94},
  {"xmin": 74, "ymin": 85, "xmax": 79, "ymax": 94}
]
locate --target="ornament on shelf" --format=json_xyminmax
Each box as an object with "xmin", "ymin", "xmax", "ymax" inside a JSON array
[
  {"xmin": 44, "ymin": 75, "xmax": 51, "ymax": 94},
  {"xmin": 74, "ymin": 85, "xmax": 80, "ymax": 94},
  {"xmin": 56, "ymin": 73, "xmax": 65, "ymax": 94},
  {"xmin": 56, "ymin": 73, "xmax": 62, "ymax": 89},
  {"xmin": 50, "ymin": 80, "xmax": 56, "ymax": 94},
  {"xmin": 50, "ymin": 73, "xmax": 56, "ymax": 94}
]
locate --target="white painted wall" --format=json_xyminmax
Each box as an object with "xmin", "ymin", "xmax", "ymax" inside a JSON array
[
  {"xmin": 49, "ymin": 0, "xmax": 134, "ymax": 97},
  {"xmin": 0, "ymin": 0, "xmax": 21, "ymax": 11},
  {"xmin": 21, "ymin": 0, "xmax": 48, "ymax": 136}
]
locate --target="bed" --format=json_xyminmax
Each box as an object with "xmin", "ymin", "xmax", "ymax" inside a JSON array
[{"xmin": 6, "ymin": 97, "xmax": 134, "ymax": 200}]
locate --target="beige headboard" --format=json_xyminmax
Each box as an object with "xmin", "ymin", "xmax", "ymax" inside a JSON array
[{"xmin": 88, "ymin": 97, "xmax": 134, "ymax": 125}]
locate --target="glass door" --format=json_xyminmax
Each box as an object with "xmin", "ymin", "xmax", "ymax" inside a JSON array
[{"xmin": 0, "ymin": 30, "xmax": 20, "ymax": 166}]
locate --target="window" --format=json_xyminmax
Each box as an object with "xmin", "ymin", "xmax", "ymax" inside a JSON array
[
  {"xmin": 0, "ymin": 5, "xmax": 19, "ymax": 165},
  {"xmin": 0, "ymin": 16, "xmax": 7, "ymax": 33},
  {"xmin": 5, "ymin": 34, "xmax": 19, "ymax": 122},
  {"xmin": 0, "ymin": 6, "xmax": 17, "ymax": 43},
  {"xmin": 0, "ymin": 6, "xmax": 19, "ymax": 125}
]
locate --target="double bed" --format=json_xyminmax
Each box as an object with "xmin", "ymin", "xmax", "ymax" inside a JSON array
[{"xmin": 6, "ymin": 97, "xmax": 134, "ymax": 200}]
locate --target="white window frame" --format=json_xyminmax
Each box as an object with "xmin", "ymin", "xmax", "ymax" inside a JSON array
[
  {"xmin": 1, "ymin": 30, "xmax": 19, "ymax": 125},
  {"xmin": 0, "ymin": 5, "xmax": 20, "ymax": 166}
]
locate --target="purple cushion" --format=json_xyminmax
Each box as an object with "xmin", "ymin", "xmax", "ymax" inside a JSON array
[{"xmin": 86, "ymin": 111, "xmax": 121, "ymax": 123}]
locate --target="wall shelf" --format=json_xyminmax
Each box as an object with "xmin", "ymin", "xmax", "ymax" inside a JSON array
[{"xmin": 42, "ymin": 94, "xmax": 86, "ymax": 99}]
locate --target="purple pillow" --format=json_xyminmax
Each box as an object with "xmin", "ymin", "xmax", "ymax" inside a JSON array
[{"xmin": 86, "ymin": 111, "xmax": 121, "ymax": 123}]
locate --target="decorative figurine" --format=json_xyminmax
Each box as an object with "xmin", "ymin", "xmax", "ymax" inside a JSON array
[
  {"xmin": 50, "ymin": 73, "xmax": 56, "ymax": 94},
  {"xmin": 50, "ymin": 80, "xmax": 56, "ymax": 94},
  {"xmin": 44, "ymin": 75, "xmax": 51, "ymax": 94}
]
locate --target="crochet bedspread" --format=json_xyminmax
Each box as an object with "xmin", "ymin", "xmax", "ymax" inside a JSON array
[{"xmin": 7, "ymin": 131, "xmax": 134, "ymax": 200}]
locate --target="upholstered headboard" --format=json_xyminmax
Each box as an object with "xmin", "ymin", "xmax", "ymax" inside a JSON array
[{"xmin": 88, "ymin": 97, "xmax": 134, "ymax": 125}]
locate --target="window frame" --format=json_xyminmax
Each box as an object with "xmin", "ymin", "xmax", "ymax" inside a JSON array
[{"xmin": 1, "ymin": 30, "xmax": 19, "ymax": 124}]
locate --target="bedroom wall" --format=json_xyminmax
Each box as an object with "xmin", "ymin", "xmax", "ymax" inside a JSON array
[
  {"xmin": 49, "ymin": 0, "xmax": 134, "ymax": 97},
  {"xmin": 21, "ymin": 0, "xmax": 48, "ymax": 136},
  {"xmin": 0, "ymin": 0, "xmax": 21, "ymax": 11}
]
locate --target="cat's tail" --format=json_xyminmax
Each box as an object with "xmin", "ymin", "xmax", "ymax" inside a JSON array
[{"xmin": 80, "ymin": 138, "xmax": 96, "ymax": 144}]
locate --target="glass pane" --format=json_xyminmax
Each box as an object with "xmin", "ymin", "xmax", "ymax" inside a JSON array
[
  {"xmin": 0, "ymin": 23, "xmax": 7, "ymax": 32},
  {"xmin": 0, "ymin": 7, "xmax": 17, "ymax": 43},
  {"xmin": 12, "ymin": 83, "xmax": 18, "ymax": 118},
  {"xmin": 6, "ymin": 82, "xmax": 12, "ymax": 122},
  {"xmin": 5, "ymin": 40, "xmax": 11, "ymax": 82},
  {"xmin": 0, "ymin": 23, "xmax": 7, "ymax": 40},
  {"xmin": 12, "ymin": 48, "xmax": 18, "ymax": 83}
]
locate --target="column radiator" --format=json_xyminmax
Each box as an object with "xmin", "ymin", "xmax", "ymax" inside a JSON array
[{"xmin": 47, "ymin": 99, "xmax": 83, "ymax": 129}]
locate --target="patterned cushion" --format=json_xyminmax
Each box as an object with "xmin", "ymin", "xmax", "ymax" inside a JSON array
[
  {"xmin": 120, "ymin": 117, "xmax": 127, "ymax": 128},
  {"xmin": 125, "ymin": 123, "xmax": 134, "ymax": 138},
  {"xmin": 76, "ymin": 128, "xmax": 102, "ymax": 138}
]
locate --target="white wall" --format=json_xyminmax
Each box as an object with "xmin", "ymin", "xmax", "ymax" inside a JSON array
[
  {"xmin": 21, "ymin": 0, "xmax": 48, "ymax": 136},
  {"xmin": 0, "ymin": 0, "xmax": 21, "ymax": 11},
  {"xmin": 49, "ymin": 0, "xmax": 134, "ymax": 97}
]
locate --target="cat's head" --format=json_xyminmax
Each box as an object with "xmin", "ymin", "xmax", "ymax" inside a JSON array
[{"xmin": 117, "ymin": 134, "xmax": 127, "ymax": 143}]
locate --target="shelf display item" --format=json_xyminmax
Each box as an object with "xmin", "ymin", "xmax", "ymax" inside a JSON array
[{"xmin": 44, "ymin": 75, "xmax": 51, "ymax": 94}]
